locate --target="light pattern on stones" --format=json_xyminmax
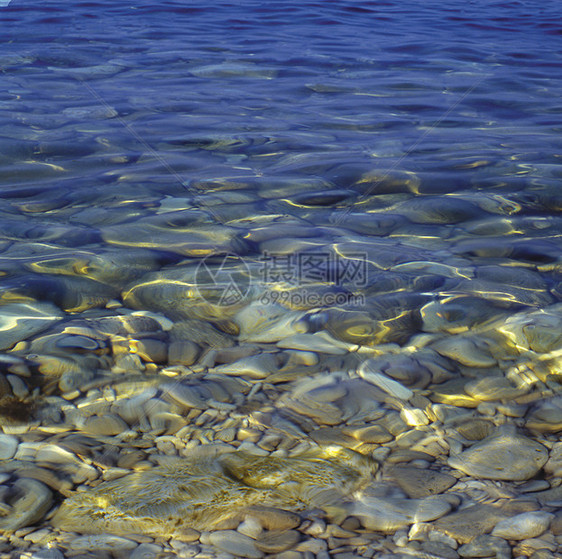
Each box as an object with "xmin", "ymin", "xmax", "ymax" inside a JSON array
[{"xmin": 1, "ymin": 1, "xmax": 562, "ymax": 557}]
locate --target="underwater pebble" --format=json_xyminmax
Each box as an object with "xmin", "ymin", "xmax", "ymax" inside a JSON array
[
  {"xmin": 237, "ymin": 517, "xmax": 263, "ymax": 539},
  {"xmin": 6, "ymin": 374, "xmax": 28, "ymax": 399},
  {"xmin": 432, "ymin": 336, "xmax": 496, "ymax": 368},
  {"xmin": 0, "ymin": 434, "xmax": 19, "ymax": 459},
  {"xmin": 492, "ymin": 512, "xmax": 554, "ymax": 541},
  {"xmin": 527, "ymin": 550, "xmax": 557, "ymax": 559},
  {"xmin": 83, "ymin": 414, "xmax": 128, "ymax": 436},
  {"xmin": 448, "ymin": 428, "xmax": 548, "ymax": 480},
  {"xmin": 168, "ymin": 340, "xmax": 200, "ymax": 366},
  {"xmin": 235, "ymin": 303, "xmax": 307, "ymax": 343},
  {"xmin": 386, "ymin": 466, "xmax": 457, "ymax": 499},
  {"xmin": 130, "ymin": 542, "xmax": 165, "ymax": 558},
  {"xmin": 526, "ymin": 396, "xmax": 562, "ymax": 432},
  {"xmin": 275, "ymin": 553, "xmax": 303, "ymax": 559},
  {"xmin": 457, "ymin": 534, "xmax": 511, "ymax": 558},
  {"xmin": 453, "ymin": 418, "xmax": 494, "ymax": 441},
  {"xmin": 551, "ymin": 511, "xmax": 562, "ymax": 535},
  {"xmin": 294, "ymin": 538, "xmax": 328, "ymax": 553},
  {"xmin": 421, "ymin": 541, "xmax": 459, "ymax": 559},
  {"xmin": 544, "ymin": 443, "xmax": 562, "ymax": 477},
  {"xmin": 464, "ymin": 376, "xmax": 527, "ymax": 401},
  {"xmin": 400, "ymin": 407, "xmax": 429, "ymax": 426},
  {"xmin": 0, "ymin": 302, "xmax": 63, "ymax": 350},
  {"xmin": 163, "ymin": 383, "xmax": 207, "ymax": 409},
  {"xmin": 52, "ymin": 447, "xmax": 369, "ymax": 535},
  {"xmin": 244, "ymin": 506, "xmax": 301, "ymax": 531},
  {"xmin": 131, "ymin": 338, "xmax": 168, "ymax": 363},
  {"xmin": 208, "ymin": 530, "xmax": 263, "ymax": 558},
  {"xmin": 26, "ymin": 550, "xmax": 65, "ymax": 559},
  {"xmin": 71, "ymin": 534, "xmax": 138, "ymax": 551},
  {"xmin": 277, "ymin": 333, "xmax": 350, "ymax": 355},
  {"xmin": 358, "ymin": 364, "xmax": 413, "ymax": 400},
  {"xmin": 170, "ymin": 319, "xmax": 235, "ymax": 348},
  {"xmin": 350, "ymin": 424, "xmax": 393, "ymax": 444},
  {"xmin": 254, "ymin": 530, "xmax": 301, "ymax": 553},
  {"xmin": 22, "ymin": 528, "xmax": 51, "ymax": 544},
  {"xmin": 435, "ymin": 504, "xmax": 511, "ymax": 544},
  {"xmin": 283, "ymin": 395, "xmax": 342, "ymax": 426},
  {"xmin": 0, "ymin": 478, "xmax": 52, "ymax": 531},
  {"xmin": 351, "ymin": 495, "xmax": 452, "ymax": 532},
  {"xmin": 214, "ymin": 353, "xmax": 278, "ymax": 379}
]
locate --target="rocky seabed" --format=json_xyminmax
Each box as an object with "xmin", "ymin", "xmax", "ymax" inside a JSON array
[{"xmin": 0, "ymin": 242, "xmax": 561, "ymax": 559}]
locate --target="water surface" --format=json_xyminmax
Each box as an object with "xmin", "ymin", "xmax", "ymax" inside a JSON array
[{"xmin": 1, "ymin": 0, "xmax": 561, "ymax": 557}]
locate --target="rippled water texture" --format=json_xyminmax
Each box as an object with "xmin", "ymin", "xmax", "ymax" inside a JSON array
[{"xmin": 1, "ymin": 0, "xmax": 562, "ymax": 557}]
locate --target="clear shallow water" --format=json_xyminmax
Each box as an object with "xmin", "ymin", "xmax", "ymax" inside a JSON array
[
  {"xmin": 2, "ymin": 0, "xmax": 562, "ymax": 201},
  {"xmin": 1, "ymin": 0, "xmax": 562, "ymax": 557}
]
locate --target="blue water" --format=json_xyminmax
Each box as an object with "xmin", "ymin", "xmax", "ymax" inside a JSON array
[
  {"xmin": 1, "ymin": 0, "xmax": 562, "ymax": 555},
  {"xmin": 2, "ymin": 0, "xmax": 561, "ymax": 205}
]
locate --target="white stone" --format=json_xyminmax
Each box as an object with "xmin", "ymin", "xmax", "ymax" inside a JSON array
[
  {"xmin": 83, "ymin": 414, "xmax": 129, "ymax": 436},
  {"xmin": 428, "ymin": 530, "xmax": 458, "ymax": 549},
  {"xmin": 235, "ymin": 303, "xmax": 307, "ymax": 343},
  {"xmin": 28, "ymin": 549, "xmax": 65, "ymax": 559},
  {"xmin": 36, "ymin": 443, "xmax": 83, "ymax": 465},
  {"xmin": 130, "ymin": 310, "xmax": 174, "ymax": 330},
  {"xmin": 14, "ymin": 441, "xmax": 40, "ymax": 461},
  {"xmin": 0, "ymin": 302, "xmax": 63, "ymax": 350},
  {"xmin": 400, "ymin": 407, "xmax": 429, "ymax": 426},
  {"xmin": 431, "ymin": 336, "xmax": 496, "ymax": 367},
  {"xmin": 0, "ymin": 478, "xmax": 52, "ymax": 531},
  {"xmin": 237, "ymin": 517, "xmax": 263, "ymax": 539},
  {"xmin": 215, "ymin": 354, "xmax": 278, "ymax": 379},
  {"xmin": 295, "ymin": 539, "xmax": 328, "ymax": 553},
  {"xmin": 305, "ymin": 520, "xmax": 326, "ymax": 537},
  {"xmin": 0, "ymin": 434, "xmax": 18, "ymax": 459},
  {"xmin": 448, "ymin": 429, "xmax": 548, "ymax": 481},
  {"xmin": 71, "ymin": 535, "xmax": 138, "ymax": 551},
  {"xmin": 163, "ymin": 384, "xmax": 207, "ymax": 409},
  {"xmin": 283, "ymin": 350, "xmax": 319, "ymax": 366},
  {"xmin": 457, "ymin": 535, "xmax": 510, "ymax": 558},
  {"xmin": 23, "ymin": 528, "xmax": 51, "ymax": 544},
  {"xmin": 130, "ymin": 543, "xmax": 165, "ymax": 559},
  {"xmin": 237, "ymin": 441, "xmax": 269, "ymax": 456},
  {"xmin": 208, "ymin": 530, "xmax": 263, "ymax": 558},
  {"xmin": 491, "ymin": 511, "xmax": 554, "ymax": 540},
  {"xmin": 351, "ymin": 495, "xmax": 451, "ymax": 532},
  {"xmin": 358, "ymin": 366, "xmax": 413, "ymax": 400},
  {"xmin": 6, "ymin": 374, "xmax": 28, "ymax": 398},
  {"xmin": 277, "ymin": 332, "xmax": 351, "ymax": 354}
]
